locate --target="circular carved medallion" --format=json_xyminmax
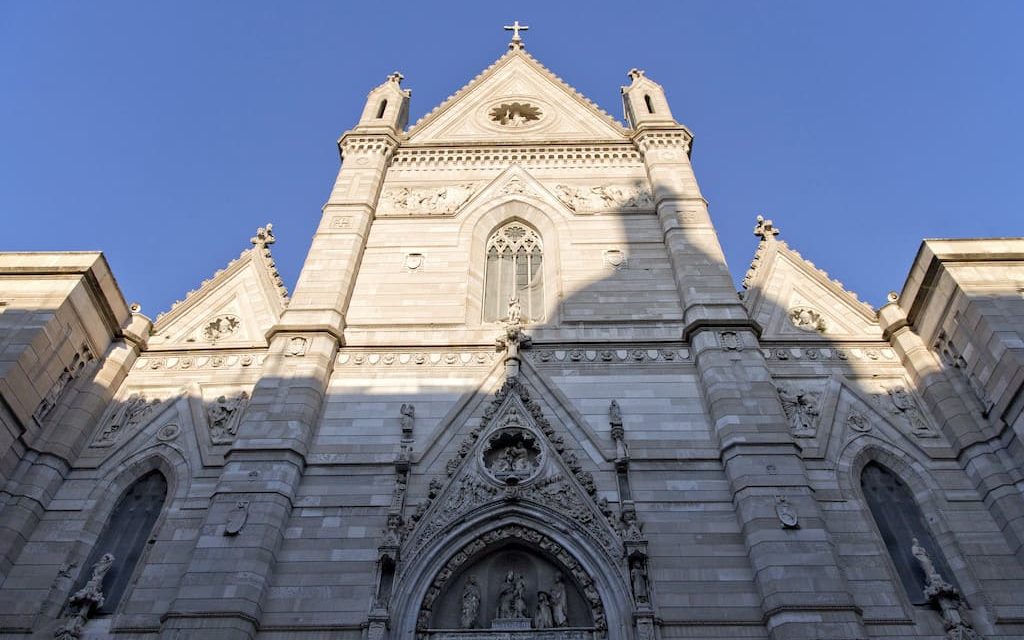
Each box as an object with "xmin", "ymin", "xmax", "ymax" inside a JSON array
[{"xmin": 481, "ymin": 426, "xmax": 543, "ymax": 485}]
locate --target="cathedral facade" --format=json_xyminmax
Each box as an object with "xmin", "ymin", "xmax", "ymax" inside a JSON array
[{"xmin": 1, "ymin": 32, "xmax": 1023, "ymax": 640}]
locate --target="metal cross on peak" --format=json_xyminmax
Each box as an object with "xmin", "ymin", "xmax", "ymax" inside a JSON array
[{"xmin": 504, "ymin": 20, "xmax": 529, "ymax": 48}]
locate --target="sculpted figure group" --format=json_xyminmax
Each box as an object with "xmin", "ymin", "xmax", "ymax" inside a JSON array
[{"xmin": 459, "ymin": 570, "xmax": 569, "ymax": 630}]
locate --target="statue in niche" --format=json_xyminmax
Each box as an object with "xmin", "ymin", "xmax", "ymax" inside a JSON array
[
  {"xmin": 550, "ymin": 573, "xmax": 568, "ymax": 627},
  {"xmin": 910, "ymin": 538, "xmax": 983, "ymax": 639},
  {"xmin": 776, "ymin": 385, "xmax": 819, "ymax": 438},
  {"xmin": 459, "ymin": 575, "xmax": 481, "ymax": 629},
  {"xmin": 885, "ymin": 386, "xmax": 935, "ymax": 437},
  {"xmin": 630, "ymin": 556, "xmax": 650, "ymax": 604},
  {"xmin": 534, "ymin": 591, "xmax": 554, "ymax": 629},
  {"xmin": 495, "ymin": 570, "xmax": 528, "ymax": 618}
]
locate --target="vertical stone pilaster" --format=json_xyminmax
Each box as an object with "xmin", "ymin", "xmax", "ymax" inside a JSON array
[
  {"xmin": 160, "ymin": 131, "xmax": 398, "ymax": 639},
  {"xmin": 636, "ymin": 124, "xmax": 866, "ymax": 638}
]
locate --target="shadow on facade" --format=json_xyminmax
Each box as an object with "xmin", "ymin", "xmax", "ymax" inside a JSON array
[{"xmin": 2, "ymin": 181, "xmax": 1023, "ymax": 640}]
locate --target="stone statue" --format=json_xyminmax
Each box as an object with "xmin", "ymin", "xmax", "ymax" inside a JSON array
[
  {"xmin": 513, "ymin": 573, "xmax": 528, "ymax": 617},
  {"xmin": 496, "ymin": 570, "xmax": 519, "ymax": 618},
  {"xmin": 54, "ymin": 553, "xmax": 115, "ymax": 640},
  {"xmin": 400, "ymin": 403, "xmax": 415, "ymax": 434},
  {"xmin": 507, "ymin": 296, "xmax": 522, "ymax": 325},
  {"xmin": 549, "ymin": 573, "xmax": 568, "ymax": 627},
  {"xmin": 459, "ymin": 575, "xmax": 481, "ymax": 629},
  {"xmin": 509, "ymin": 442, "xmax": 530, "ymax": 472},
  {"xmin": 534, "ymin": 591, "xmax": 554, "ymax": 629},
  {"xmin": 630, "ymin": 557, "xmax": 650, "ymax": 603},
  {"xmin": 912, "ymin": 537, "xmax": 943, "ymax": 585},
  {"xmin": 95, "ymin": 394, "xmax": 160, "ymax": 445}
]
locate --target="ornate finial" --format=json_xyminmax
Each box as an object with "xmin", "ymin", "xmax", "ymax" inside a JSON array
[
  {"xmin": 628, "ymin": 68, "xmax": 645, "ymax": 82},
  {"xmin": 753, "ymin": 215, "xmax": 779, "ymax": 241},
  {"xmin": 251, "ymin": 224, "xmax": 275, "ymax": 247},
  {"xmin": 504, "ymin": 20, "xmax": 529, "ymax": 49},
  {"xmin": 387, "ymin": 71, "xmax": 404, "ymax": 85},
  {"xmin": 129, "ymin": 302, "xmax": 142, "ymax": 313},
  {"xmin": 887, "ymin": 291, "xmax": 900, "ymax": 304}
]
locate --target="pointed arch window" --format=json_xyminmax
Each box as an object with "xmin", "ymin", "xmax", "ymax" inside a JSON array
[
  {"xmin": 483, "ymin": 221, "xmax": 544, "ymax": 323},
  {"xmin": 71, "ymin": 470, "xmax": 167, "ymax": 614},
  {"xmin": 861, "ymin": 462, "xmax": 957, "ymax": 604}
]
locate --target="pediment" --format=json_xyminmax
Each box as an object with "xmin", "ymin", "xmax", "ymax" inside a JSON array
[
  {"xmin": 743, "ymin": 240, "xmax": 881, "ymax": 340},
  {"xmin": 407, "ymin": 50, "xmax": 628, "ymax": 144},
  {"xmin": 149, "ymin": 240, "xmax": 288, "ymax": 350},
  {"xmin": 402, "ymin": 375, "xmax": 621, "ymax": 562}
]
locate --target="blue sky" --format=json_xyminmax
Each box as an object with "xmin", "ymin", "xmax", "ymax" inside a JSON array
[{"xmin": 2, "ymin": 2, "xmax": 1021, "ymax": 316}]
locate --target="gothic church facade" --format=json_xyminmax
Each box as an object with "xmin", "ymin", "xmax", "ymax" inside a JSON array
[{"xmin": 2, "ymin": 32, "xmax": 1024, "ymax": 640}]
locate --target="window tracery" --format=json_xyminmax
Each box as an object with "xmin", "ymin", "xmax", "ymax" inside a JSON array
[
  {"xmin": 483, "ymin": 222, "xmax": 544, "ymax": 323},
  {"xmin": 860, "ymin": 462, "xmax": 957, "ymax": 605},
  {"xmin": 69, "ymin": 471, "xmax": 167, "ymax": 615}
]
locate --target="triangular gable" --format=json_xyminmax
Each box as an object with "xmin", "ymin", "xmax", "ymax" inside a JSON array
[
  {"xmin": 407, "ymin": 49, "xmax": 628, "ymax": 144},
  {"xmin": 743, "ymin": 236, "xmax": 881, "ymax": 340},
  {"xmin": 401, "ymin": 374, "xmax": 622, "ymax": 563},
  {"xmin": 150, "ymin": 229, "xmax": 288, "ymax": 349}
]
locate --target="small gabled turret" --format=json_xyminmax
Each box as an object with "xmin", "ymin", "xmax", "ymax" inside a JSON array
[
  {"xmin": 356, "ymin": 71, "xmax": 411, "ymax": 132},
  {"xmin": 621, "ymin": 68, "xmax": 675, "ymax": 128}
]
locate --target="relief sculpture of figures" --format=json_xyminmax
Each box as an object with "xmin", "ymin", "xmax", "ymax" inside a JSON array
[
  {"xmin": 93, "ymin": 394, "xmax": 160, "ymax": 446},
  {"xmin": 381, "ymin": 183, "xmax": 476, "ymax": 215},
  {"xmin": 459, "ymin": 575, "xmax": 481, "ymax": 629},
  {"xmin": 886, "ymin": 386, "xmax": 936, "ymax": 438},
  {"xmin": 555, "ymin": 184, "xmax": 653, "ymax": 213},
  {"xmin": 776, "ymin": 385, "xmax": 819, "ymax": 438},
  {"xmin": 207, "ymin": 391, "xmax": 249, "ymax": 444}
]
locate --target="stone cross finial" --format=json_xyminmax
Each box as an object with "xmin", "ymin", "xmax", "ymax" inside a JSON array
[
  {"xmin": 387, "ymin": 71, "xmax": 404, "ymax": 85},
  {"xmin": 251, "ymin": 224, "xmax": 275, "ymax": 247},
  {"xmin": 753, "ymin": 215, "xmax": 779, "ymax": 241},
  {"xmin": 504, "ymin": 21, "xmax": 529, "ymax": 48}
]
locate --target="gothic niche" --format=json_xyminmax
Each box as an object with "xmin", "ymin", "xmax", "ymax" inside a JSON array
[
  {"xmin": 489, "ymin": 102, "xmax": 542, "ymax": 127},
  {"xmin": 426, "ymin": 543, "xmax": 594, "ymax": 637},
  {"xmin": 481, "ymin": 428, "xmax": 542, "ymax": 484}
]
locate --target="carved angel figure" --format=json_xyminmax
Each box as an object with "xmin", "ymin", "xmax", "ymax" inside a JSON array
[
  {"xmin": 96, "ymin": 394, "xmax": 159, "ymax": 444},
  {"xmin": 776, "ymin": 386, "xmax": 819, "ymax": 437},
  {"xmin": 207, "ymin": 392, "xmax": 248, "ymax": 443}
]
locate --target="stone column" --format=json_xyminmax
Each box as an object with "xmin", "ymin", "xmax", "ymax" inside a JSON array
[
  {"xmin": 880, "ymin": 298, "xmax": 1024, "ymax": 562},
  {"xmin": 159, "ymin": 133, "xmax": 397, "ymax": 639},
  {"xmin": 635, "ymin": 126, "xmax": 867, "ymax": 639}
]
